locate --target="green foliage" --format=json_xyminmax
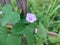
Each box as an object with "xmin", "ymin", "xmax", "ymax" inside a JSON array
[
  {"xmin": 0, "ymin": 0, "xmax": 60, "ymax": 45},
  {"xmin": 28, "ymin": 0, "xmax": 60, "ymax": 45},
  {"xmin": 1, "ymin": 4, "xmax": 20, "ymax": 26},
  {"xmin": 38, "ymin": 22, "xmax": 47, "ymax": 42},
  {"xmin": 0, "ymin": 26, "xmax": 21, "ymax": 45}
]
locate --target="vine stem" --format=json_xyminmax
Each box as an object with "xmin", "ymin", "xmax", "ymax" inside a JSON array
[{"xmin": 47, "ymin": 30, "xmax": 58, "ymax": 37}]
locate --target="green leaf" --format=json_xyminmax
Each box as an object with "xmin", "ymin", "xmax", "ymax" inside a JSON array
[
  {"xmin": 0, "ymin": 26, "xmax": 21, "ymax": 45},
  {"xmin": 2, "ymin": 12, "xmax": 20, "ymax": 26},
  {"xmin": 2, "ymin": 4, "xmax": 12, "ymax": 14},
  {"xmin": 10, "ymin": 0, "xmax": 17, "ymax": 12},
  {"xmin": 36, "ymin": 38, "xmax": 43, "ymax": 45},
  {"xmin": 11, "ymin": 21, "xmax": 26, "ymax": 34},
  {"xmin": 23, "ymin": 26, "xmax": 34, "ymax": 45},
  {"xmin": 12, "ymin": 24, "xmax": 35, "ymax": 45},
  {"xmin": 56, "ymin": 32, "xmax": 60, "ymax": 42},
  {"xmin": 5, "ymin": 35, "xmax": 21, "ymax": 45},
  {"xmin": 0, "ymin": 26, "xmax": 8, "ymax": 45},
  {"xmin": 0, "ymin": 34, "xmax": 21, "ymax": 45},
  {"xmin": 2, "ymin": 4, "xmax": 20, "ymax": 26},
  {"xmin": 0, "ymin": 33, "xmax": 7, "ymax": 45},
  {"xmin": 11, "ymin": 0, "xmax": 17, "ymax": 7},
  {"xmin": 48, "ymin": 36, "xmax": 57, "ymax": 43},
  {"xmin": 37, "ymin": 22, "xmax": 47, "ymax": 41}
]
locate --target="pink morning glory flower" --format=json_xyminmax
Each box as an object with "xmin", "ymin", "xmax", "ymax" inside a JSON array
[{"xmin": 26, "ymin": 13, "xmax": 37, "ymax": 23}]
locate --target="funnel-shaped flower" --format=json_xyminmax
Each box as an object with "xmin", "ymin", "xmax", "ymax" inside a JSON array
[{"xmin": 26, "ymin": 13, "xmax": 37, "ymax": 23}]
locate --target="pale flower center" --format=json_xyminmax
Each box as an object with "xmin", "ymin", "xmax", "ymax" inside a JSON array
[{"xmin": 29, "ymin": 17, "xmax": 32, "ymax": 20}]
